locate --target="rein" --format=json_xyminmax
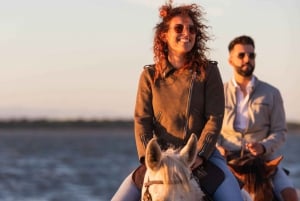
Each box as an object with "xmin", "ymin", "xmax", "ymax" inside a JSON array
[{"xmin": 142, "ymin": 175, "xmax": 194, "ymax": 201}]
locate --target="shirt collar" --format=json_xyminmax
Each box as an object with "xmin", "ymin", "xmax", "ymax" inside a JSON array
[{"xmin": 232, "ymin": 75, "xmax": 256, "ymax": 90}]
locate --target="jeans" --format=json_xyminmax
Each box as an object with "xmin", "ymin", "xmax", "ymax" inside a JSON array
[
  {"xmin": 273, "ymin": 166, "xmax": 295, "ymax": 201},
  {"xmin": 209, "ymin": 150, "xmax": 243, "ymax": 201},
  {"xmin": 111, "ymin": 149, "xmax": 243, "ymax": 201},
  {"xmin": 111, "ymin": 171, "xmax": 138, "ymax": 201}
]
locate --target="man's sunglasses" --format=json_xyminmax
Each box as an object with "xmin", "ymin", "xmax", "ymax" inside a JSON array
[
  {"xmin": 172, "ymin": 24, "xmax": 196, "ymax": 34},
  {"xmin": 237, "ymin": 52, "xmax": 256, "ymax": 59}
]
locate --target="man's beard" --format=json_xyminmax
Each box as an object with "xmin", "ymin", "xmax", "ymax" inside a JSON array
[{"xmin": 235, "ymin": 64, "xmax": 255, "ymax": 77}]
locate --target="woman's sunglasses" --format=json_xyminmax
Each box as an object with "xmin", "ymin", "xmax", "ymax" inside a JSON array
[
  {"xmin": 237, "ymin": 52, "xmax": 256, "ymax": 59},
  {"xmin": 172, "ymin": 24, "xmax": 196, "ymax": 34}
]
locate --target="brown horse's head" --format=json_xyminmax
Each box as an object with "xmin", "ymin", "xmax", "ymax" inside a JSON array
[{"xmin": 227, "ymin": 153, "xmax": 283, "ymax": 201}]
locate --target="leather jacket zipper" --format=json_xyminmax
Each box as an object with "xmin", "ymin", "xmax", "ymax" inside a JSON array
[{"xmin": 183, "ymin": 71, "xmax": 197, "ymax": 139}]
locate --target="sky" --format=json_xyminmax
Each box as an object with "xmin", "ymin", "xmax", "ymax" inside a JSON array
[{"xmin": 1, "ymin": 0, "xmax": 300, "ymax": 123}]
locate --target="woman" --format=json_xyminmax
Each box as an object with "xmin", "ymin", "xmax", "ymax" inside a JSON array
[{"xmin": 112, "ymin": 2, "xmax": 243, "ymax": 201}]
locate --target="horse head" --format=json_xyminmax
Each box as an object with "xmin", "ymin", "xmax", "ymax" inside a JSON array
[
  {"xmin": 227, "ymin": 153, "xmax": 283, "ymax": 201},
  {"xmin": 142, "ymin": 134, "xmax": 205, "ymax": 201}
]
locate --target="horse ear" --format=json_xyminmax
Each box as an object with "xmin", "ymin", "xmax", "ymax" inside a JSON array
[
  {"xmin": 264, "ymin": 155, "xmax": 283, "ymax": 177},
  {"xmin": 145, "ymin": 138, "xmax": 162, "ymax": 171},
  {"xmin": 179, "ymin": 133, "xmax": 198, "ymax": 166}
]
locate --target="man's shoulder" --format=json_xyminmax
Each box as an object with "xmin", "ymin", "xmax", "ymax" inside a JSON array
[{"xmin": 256, "ymin": 79, "xmax": 280, "ymax": 93}]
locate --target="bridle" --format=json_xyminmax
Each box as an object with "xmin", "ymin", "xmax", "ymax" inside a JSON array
[
  {"xmin": 142, "ymin": 174, "xmax": 194, "ymax": 201},
  {"xmin": 142, "ymin": 178, "xmax": 163, "ymax": 201}
]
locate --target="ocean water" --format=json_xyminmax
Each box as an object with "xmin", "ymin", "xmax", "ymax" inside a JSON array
[{"xmin": 0, "ymin": 128, "xmax": 299, "ymax": 201}]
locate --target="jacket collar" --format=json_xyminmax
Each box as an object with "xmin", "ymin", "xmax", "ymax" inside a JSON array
[{"xmin": 163, "ymin": 62, "xmax": 177, "ymax": 78}]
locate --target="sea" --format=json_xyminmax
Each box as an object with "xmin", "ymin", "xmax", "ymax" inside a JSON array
[{"xmin": 0, "ymin": 127, "xmax": 299, "ymax": 201}]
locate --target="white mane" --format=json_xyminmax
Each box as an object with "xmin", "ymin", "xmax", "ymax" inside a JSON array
[{"xmin": 142, "ymin": 134, "xmax": 204, "ymax": 201}]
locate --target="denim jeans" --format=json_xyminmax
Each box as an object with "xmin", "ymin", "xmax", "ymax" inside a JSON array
[
  {"xmin": 273, "ymin": 166, "xmax": 295, "ymax": 201},
  {"xmin": 209, "ymin": 150, "xmax": 243, "ymax": 201},
  {"xmin": 111, "ymin": 171, "xmax": 139, "ymax": 201},
  {"xmin": 111, "ymin": 149, "xmax": 243, "ymax": 201}
]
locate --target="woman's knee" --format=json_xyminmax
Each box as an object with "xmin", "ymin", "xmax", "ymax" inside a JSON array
[{"xmin": 111, "ymin": 172, "xmax": 140, "ymax": 201}]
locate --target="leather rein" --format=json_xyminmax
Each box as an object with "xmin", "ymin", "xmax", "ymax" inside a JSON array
[{"xmin": 142, "ymin": 175, "xmax": 194, "ymax": 201}]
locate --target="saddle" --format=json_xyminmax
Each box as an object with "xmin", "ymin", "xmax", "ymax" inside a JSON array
[{"xmin": 132, "ymin": 160, "xmax": 225, "ymax": 196}]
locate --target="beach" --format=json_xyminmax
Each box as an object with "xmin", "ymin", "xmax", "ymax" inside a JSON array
[{"xmin": 0, "ymin": 127, "xmax": 299, "ymax": 201}]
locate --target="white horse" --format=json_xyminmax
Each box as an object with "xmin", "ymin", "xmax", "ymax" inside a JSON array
[
  {"xmin": 141, "ymin": 133, "xmax": 252, "ymax": 201},
  {"xmin": 141, "ymin": 134, "xmax": 205, "ymax": 201}
]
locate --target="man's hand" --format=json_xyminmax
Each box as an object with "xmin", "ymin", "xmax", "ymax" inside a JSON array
[{"xmin": 246, "ymin": 142, "xmax": 265, "ymax": 156}]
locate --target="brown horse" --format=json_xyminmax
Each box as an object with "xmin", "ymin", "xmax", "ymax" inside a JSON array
[{"xmin": 227, "ymin": 153, "xmax": 283, "ymax": 201}]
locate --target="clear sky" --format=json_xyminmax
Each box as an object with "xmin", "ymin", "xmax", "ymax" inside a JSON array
[{"xmin": 1, "ymin": 0, "xmax": 300, "ymax": 122}]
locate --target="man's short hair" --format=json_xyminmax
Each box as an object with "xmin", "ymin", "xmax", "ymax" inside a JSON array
[{"xmin": 228, "ymin": 35, "xmax": 255, "ymax": 52}]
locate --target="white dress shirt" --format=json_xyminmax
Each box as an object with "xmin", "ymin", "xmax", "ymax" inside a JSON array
[{"xmin": 232, "ymin": 76, "xmax": 256, "ymax": 133}]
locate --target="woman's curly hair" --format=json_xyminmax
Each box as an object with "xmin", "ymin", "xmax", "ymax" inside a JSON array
[{"xmin": 153, "ymin": 0, "xmax": 211, "ymax": 81}]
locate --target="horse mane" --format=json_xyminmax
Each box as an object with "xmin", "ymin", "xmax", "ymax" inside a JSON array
[
  {"xmin": 240, "ymin": 160, "xmax": 274, "ymax": 201},
  {"xmin": 160, "ymin": 149, "xmax": 192, "ymax": 193},
  {"xmin": 228, "ymin": 153, "xmax": 281, "ymax": 201}
]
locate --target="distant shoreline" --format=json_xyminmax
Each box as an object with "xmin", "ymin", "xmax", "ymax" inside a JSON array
[
  {"xmin": 0, "ymin": 119, "xmax": 300, "ymax": 131},
  {"xmin": 0, "ymin": 119, "xmax": 134, "ymax": 129}
]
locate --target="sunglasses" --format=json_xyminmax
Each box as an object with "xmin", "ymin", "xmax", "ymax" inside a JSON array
[
  {"xmin": 237, "ymin": 52, "xmax": 256, "ymax": 59},
  {"xmin": 172, "ymin": 24, "xmax": 196, "ymax": 34}
]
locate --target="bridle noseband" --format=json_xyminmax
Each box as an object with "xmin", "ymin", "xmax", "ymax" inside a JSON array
[
  {"xmin": 143, "ymin": 178, "xmax": 164, "ymax": 201},
  {"xmin": 142, "ymin": 174, "xmax": 194, "ymax": 201}
]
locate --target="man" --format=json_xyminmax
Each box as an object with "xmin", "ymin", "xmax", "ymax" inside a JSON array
[{"xmin": 217, "ymin": 35, "xmax": 298, "ymax": 201}]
